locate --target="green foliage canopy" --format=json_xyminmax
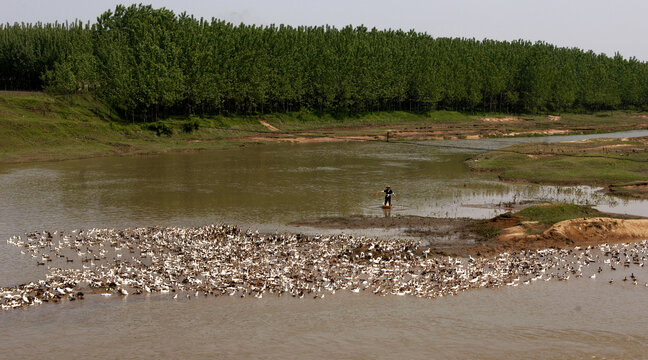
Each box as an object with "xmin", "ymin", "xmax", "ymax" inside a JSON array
[{"xmin": 2, "ymin": 4, "xmax": 648, "ymax": 121}]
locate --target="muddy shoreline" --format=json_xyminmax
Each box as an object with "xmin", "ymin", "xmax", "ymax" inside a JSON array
[
  {"xmin": 237, "ymin": 120, "xmax": 648, "ymax": 144},
  {"xmin": 291, "ymin": 211, "xmax": 648, "ymax": 257}
]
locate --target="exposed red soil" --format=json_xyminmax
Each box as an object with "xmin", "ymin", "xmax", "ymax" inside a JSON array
[
  {"xmin": 468, "ymin": 217, "xmax": 648, "ymax": 255},
  {"xmin": 259, "ymin": 119, "xmax": 279, "ymax": 132},
  {"xmin": 236, "ymin": 126, "xmax": 582, "ymax": 144},
  {"xmin": 478, "ymin": 116, "xmax": 523, "ymax": 123}
]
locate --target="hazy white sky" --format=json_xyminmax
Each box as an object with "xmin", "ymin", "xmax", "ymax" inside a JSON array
[{"xmin": 2, "ymin": 0, "xmax": 647, "ymax": 60}]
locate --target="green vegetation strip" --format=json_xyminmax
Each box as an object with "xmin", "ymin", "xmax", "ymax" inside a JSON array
[
  {"xmin": 467, "ymin": 137, "xmax": 648, "ymax": 198},
  {"xmin": 515, "ymin": 202, "xmax": 607, "ymax": 225}
]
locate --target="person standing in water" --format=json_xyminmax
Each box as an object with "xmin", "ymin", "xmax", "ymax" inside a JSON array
[{"xmin": 376, "ymin": 185, "xmax": 396, "ymax": 207}]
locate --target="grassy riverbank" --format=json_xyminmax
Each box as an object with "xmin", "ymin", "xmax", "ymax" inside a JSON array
[
  {"xmin": 467, "ymin": 136, "xmax": 648, "ymax": 198},
  {"xmin": 2, "ymin": 91, "xmax": 648, "ymax": 164}
]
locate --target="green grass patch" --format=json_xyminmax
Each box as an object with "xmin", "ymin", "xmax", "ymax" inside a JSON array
[
  {"xmin": 467, "ymin": 137, "xmax": 648, "ymax": 188},
  {"xmin": 515, "ymin": 202, "xmax": 607, "ymax": 225}
]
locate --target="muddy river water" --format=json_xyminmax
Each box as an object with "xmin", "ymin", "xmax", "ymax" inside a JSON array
[{"xmin": 2, "ymin": 130, "xmax": 648, "ymax": 359}]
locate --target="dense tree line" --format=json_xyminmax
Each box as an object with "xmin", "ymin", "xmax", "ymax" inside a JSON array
[{"xmin": 2, "ymin": 4, "xmax": 648, "ymax": 120}]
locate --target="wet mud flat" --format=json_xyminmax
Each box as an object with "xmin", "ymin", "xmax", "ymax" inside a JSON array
[
  {"xmin": 291, "ymin": 215, "xmax": 483, "ymax": 254},
  {"xmin": 291, "ymin": 211, "xmax": 648, "ymax": 257}
]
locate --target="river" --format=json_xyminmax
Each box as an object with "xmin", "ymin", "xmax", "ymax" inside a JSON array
[{"xmin": 2, "ymin": 130, "xmax": 648, "ymax": 359}]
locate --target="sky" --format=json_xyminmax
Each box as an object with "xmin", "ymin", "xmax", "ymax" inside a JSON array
[{"xmin": 2, "ymin": 0, "xmax": 648, "ymax": 60}]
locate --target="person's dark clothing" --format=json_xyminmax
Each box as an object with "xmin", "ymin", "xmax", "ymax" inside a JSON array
[{"xmin": 384, "ymin": 189, "xmax": 394, "ymax": 206}]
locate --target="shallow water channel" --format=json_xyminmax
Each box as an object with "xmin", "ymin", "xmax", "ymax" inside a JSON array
[{"xmin": 2, "ymin": 130, "xmax": 648, "ymax": 358}]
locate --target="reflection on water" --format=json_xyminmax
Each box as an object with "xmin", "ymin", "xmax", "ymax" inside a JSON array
[
  {"xmin": 2, "ymin": 131, "xmax": 647, "ymax": 239},
  {"xmin": 2, "ymin": 130, "xmax": 648, "ymax": 358}
]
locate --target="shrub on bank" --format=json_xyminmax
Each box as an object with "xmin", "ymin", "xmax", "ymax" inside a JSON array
[
  {"xmin": 182, "ymin": 119, "xmax": 200, "ymax": 133},
  {"xmin": 148, "ymin": 122, "xmax": 173, "ymax": 136}
]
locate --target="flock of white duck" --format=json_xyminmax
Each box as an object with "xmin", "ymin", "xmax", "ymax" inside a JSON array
[{"xmin": 2, "ymin": 224, "xmax": 648, "ymax": 311}]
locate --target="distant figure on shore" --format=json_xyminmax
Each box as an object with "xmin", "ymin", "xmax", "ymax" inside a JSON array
[{"xmin": 376, "ymin": 185, "xmax": 396, "ymax": 208}]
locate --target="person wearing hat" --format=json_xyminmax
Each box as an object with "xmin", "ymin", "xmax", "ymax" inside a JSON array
[{"xmin": 375, "ymin": 185, "xmax": 396, "ymax": 207}]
